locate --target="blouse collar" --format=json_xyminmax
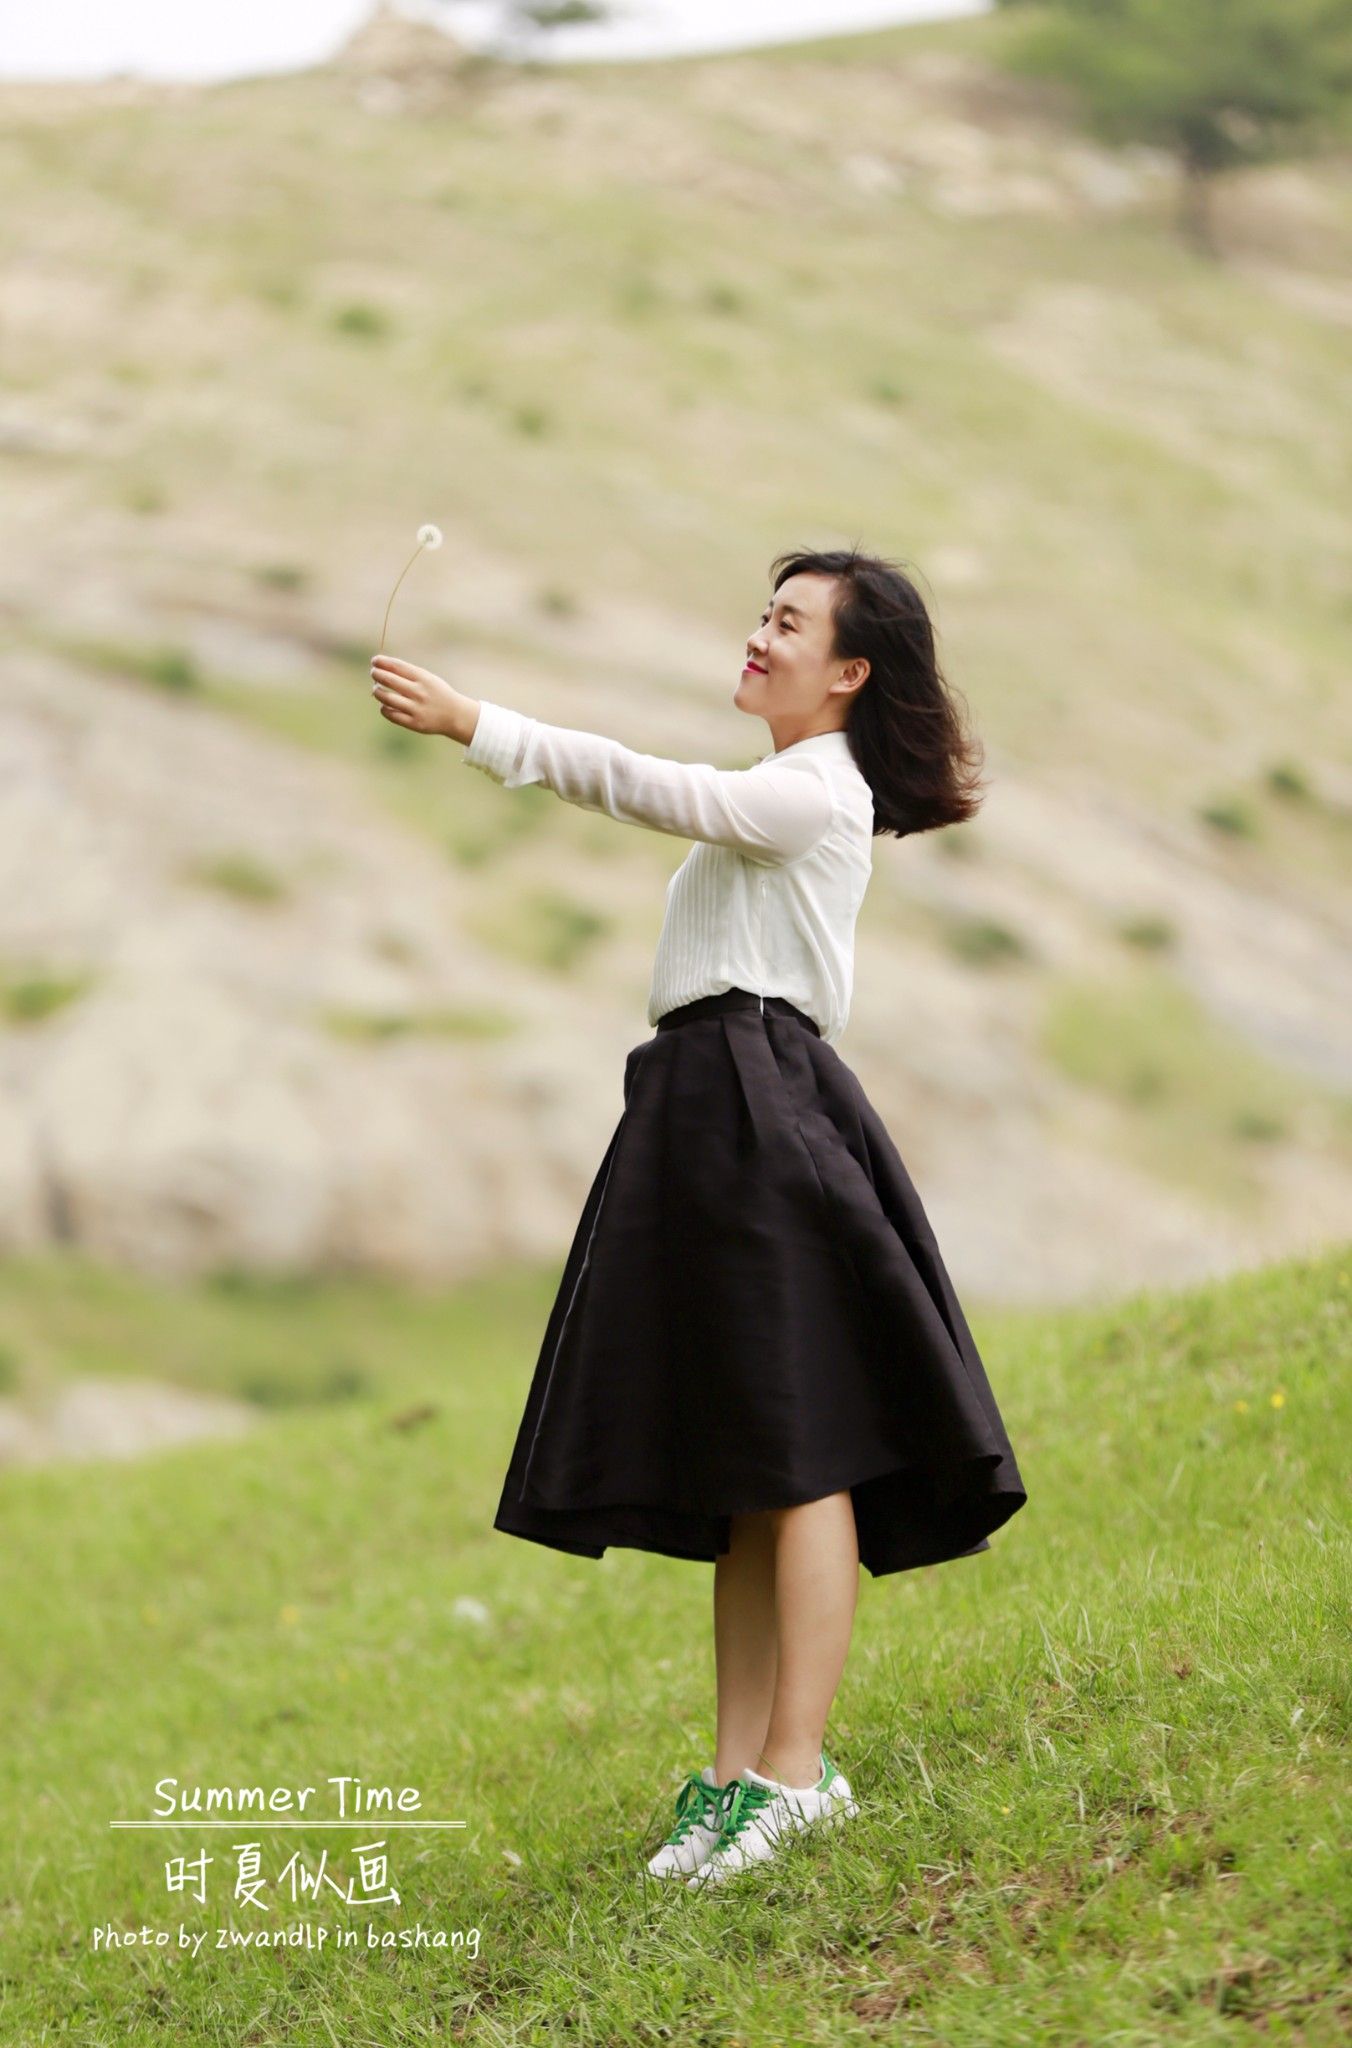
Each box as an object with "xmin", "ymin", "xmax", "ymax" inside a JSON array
[{"xmin": 759, "ymin": 729, "xmax": 853, "ymax": 764}]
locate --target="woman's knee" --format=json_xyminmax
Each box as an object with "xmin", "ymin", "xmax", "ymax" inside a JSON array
[{"xmin": 775, "ymin": 1490, "xmax": 852, "ymax": 1522}]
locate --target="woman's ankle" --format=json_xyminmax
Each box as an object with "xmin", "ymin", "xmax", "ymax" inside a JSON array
[{"xmin": 754, "ymin": 1746, "xmax": 824, "ymax": 1790}]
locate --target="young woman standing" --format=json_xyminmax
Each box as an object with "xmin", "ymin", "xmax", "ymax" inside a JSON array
[{"xmin": 370, "ymin": 544, "xmax": 1027, "ymax": 1889}]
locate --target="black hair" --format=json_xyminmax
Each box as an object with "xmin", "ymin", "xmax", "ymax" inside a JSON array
[{"xmin": 769, "ymin": 542, "xmax": 987, "ymax": 839}]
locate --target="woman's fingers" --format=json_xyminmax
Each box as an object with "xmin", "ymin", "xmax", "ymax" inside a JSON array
[
  {"xmin": 370, "ymin": 655, "xmax": 445, "ymax": 739},
  {"xmin": 371, "ymin": 654, "xmax": 434, "ymax": 683},
  {"xmin": 371, "ymin": 674, "xmax": 414, "ymax": 694}
]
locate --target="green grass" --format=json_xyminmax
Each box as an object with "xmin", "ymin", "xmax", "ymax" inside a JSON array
[
  {"xmin": 0, "ymin": 961, "xmax": 98, "ymax": 1024},
  {"xmin": 1039, "ymin": 967, "xmax": 1352, "ymax": 1209},
  {"xmin": 320, "ymin": 1001, "xmax": 521, "ymax": 1044},
  {"xmin": 0, "ymin": 1241, "xmax": 1347, "ymax": 2043},
  {"xmin": 182, "ymin": 851, "xmax": 291, "ymax": 905},
  {"xmin": 466, "ymin": 886, "xmax": 614, "ymax": 975}
]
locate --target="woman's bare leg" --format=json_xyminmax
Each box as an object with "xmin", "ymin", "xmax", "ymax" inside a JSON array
[
  {"xmin": 758, "ymin": 1489, "xmax": 860, "ymax": 1790},
  {"xmin": 712, "ymin": 1510, "xmax": 778, "ymax": 1782}
]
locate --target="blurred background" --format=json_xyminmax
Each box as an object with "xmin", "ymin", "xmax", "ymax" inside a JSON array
[{"xmin": 1, "ymin": 0, "xmax": 1350, "ymax": 1459}]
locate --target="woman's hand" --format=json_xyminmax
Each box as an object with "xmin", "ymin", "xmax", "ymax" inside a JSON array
[{"xmin": 369, "ymin": 654, "xmax": 478, "ymax": 745}]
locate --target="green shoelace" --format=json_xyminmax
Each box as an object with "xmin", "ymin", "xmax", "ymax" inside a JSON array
[
  {"xmin": 663, "ymin": 1773, "xmax": 727, "ymax": 1846},
  {"xmin": 714, "ymin": 1777, "xmax": 777, "ymax": 1845}
]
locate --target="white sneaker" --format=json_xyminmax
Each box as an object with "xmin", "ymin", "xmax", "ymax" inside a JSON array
[
  {"xmin": 646, "ymin": 1765, "xmax": 732, "ymax": 1879},
  {"xmin": 685, "ymin": 1751, "xmax": 858, "ymax": 1887}
]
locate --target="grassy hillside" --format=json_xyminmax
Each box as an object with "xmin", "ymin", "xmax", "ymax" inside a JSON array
[
  {"xmin": 1, "ymin": 12, "xmax": 1350, "ymax": 1284},
  {"xmin": 0, "ymin": 1238, "xmax": 1347, "ymax": 2042}
]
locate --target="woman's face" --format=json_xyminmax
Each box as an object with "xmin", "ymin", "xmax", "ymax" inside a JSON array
[{"xmin": 737, "ymin": 572, "xmax": 861, "ymax": 728}]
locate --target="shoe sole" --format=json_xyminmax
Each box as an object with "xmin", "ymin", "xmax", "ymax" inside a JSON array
[
  {"xmin": 647, "ymin": 1830, "xmax": 730, "ymax": 1879},
  {"xmin": 685, "ymin": 1797, "xmax": 859, "ymax": 1885}
]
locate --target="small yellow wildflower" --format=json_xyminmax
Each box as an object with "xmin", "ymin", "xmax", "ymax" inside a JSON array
[
  {"xmin": 1270, "ymin": 1390, "xmax": 1285, "ymax": 1409},
  {"xmin": 1234, "ymin": 1399, "xmax": 1249, "ymax": 1414}
]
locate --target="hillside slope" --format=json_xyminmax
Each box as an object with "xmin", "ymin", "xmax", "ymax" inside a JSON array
[{"xmin": 1, "ymin": 7, "xmax": 1350, "ymax": 1301}]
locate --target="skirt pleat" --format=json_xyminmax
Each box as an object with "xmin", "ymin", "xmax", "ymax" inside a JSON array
[{"xmin": 492, "ymin": 988, "xmax": 1026, "ymax": 1578}]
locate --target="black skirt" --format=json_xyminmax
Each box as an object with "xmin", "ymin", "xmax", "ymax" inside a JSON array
[{"xmin": 493, "ymin": 988, "xmax": 1027, "ymax": 1578}]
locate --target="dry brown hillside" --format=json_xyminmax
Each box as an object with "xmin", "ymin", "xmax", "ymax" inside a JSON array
[{"xmin": 1, "ymin": 5, "xmax": 1349, "ymax": 1304}]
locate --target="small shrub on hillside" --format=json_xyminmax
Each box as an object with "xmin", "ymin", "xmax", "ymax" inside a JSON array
[
  {"xmin": 375, "ymin": 725, "xmax": 422, "ymax": 762},
  {"xmin": 143, "ymin": 647, "xmax": 199, "ymax": 693},
  {"xmin": 1118, "ymin": 912, "xmax": 1176, "ymax": 951},
  {"xmin": 184, "ymin": 853, "xmax": 289, "ymax": 905},
  {"xmin": 1198, "ymin": 796, "xmax": 1258, "ymax": 838},
  {"xmin": 1, "ymin": 967, "xmax": 96, "ymax": 1024},
  {"xmin": 1265, "ymin": 759, "xmax": 1310, "ymax": 802},
  {"xmin": 332, "ymin": 302, "xmax": 390, "ymax": 341},
  {"xmin": 254, "ymin": 562, "xmax": 310, "ymax": 593},
  {"xmin": 1232, "ymin": 1108, "xmax": 1287, "ymax": 1143},
  {"xmin": 941, "ymin": 914, "xmax": 1030, "ymax": 966}
]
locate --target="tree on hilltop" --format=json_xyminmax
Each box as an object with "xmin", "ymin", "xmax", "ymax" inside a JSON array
[
  {"xmin": 434, "ymin": 0, "xmax": 621, "ymax": 68},
  {"xmin": 994, "ymin": 0, "xmax": 1352, "ymax": 256}
]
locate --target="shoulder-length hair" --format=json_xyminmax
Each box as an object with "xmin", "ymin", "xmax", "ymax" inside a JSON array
[{"xmin": 769, "ymin": 543, "xmax": 987, "ymax": 839}]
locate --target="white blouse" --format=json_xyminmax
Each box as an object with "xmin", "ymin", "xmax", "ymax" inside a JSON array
[{"xmin": 462, "ymin": 699, "xmax": 875, "ymax": 1046}]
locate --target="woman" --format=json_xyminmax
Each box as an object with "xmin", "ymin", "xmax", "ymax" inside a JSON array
[{"xmin": 370, "ymin": 543, "xmax": 1027, "ymax": 1890}]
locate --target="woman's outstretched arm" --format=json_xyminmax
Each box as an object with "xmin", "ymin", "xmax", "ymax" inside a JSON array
[{"xmin": 462, "ymin": 697, "xmax": 836, "ymax": 867}]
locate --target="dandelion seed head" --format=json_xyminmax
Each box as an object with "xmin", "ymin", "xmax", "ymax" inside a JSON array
[{"xmin": 417, "ymin": 524, "xmax": 443, "ymax": 550}]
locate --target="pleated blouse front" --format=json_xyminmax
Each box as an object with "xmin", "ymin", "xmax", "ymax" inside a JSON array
[{"xmin": 463, "ymin": 700, "xmax": 875, "ymax": 1046}]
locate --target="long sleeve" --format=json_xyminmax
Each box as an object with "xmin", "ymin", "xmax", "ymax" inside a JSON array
[{"xmin": 462, "ymin": 698, "xmax": 836, "ymax": 866}]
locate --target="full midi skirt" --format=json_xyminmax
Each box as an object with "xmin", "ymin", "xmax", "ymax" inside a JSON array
[{"xmin": 493, "ymin": 988, "xmax": 1027, "ymax": 1578}]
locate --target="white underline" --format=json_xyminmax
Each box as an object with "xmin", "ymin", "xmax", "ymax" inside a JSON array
[{"xmin": 110, "ymin": 1818, "xmax": 467, "ymax": 1829}]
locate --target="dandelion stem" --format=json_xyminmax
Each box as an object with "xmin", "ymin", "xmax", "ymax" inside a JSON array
[{"xmin": 380, "ymin": 547, "xmax": 422, "ymax": 654}]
